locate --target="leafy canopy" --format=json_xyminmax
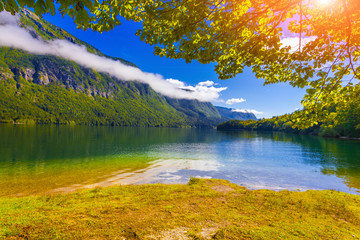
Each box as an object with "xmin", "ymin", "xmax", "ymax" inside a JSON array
[{"xmin": 1, "ymin": 0, "xmax": 360, "ymax": 127}]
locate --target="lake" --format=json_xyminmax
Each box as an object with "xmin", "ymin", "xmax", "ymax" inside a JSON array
[{"xmin": 1, "ymin": 124, "xmax": 360, "ymax": 196}]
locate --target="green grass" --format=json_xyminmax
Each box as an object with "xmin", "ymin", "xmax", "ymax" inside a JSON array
[{"xmin": 0, "ymin": 179, "xmax": 360, "ymax": 239}]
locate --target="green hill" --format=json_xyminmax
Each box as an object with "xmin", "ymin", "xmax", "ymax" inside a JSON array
[{"xmin": 0, "ymin": 9, "xmax": 255, "ymax": 127}]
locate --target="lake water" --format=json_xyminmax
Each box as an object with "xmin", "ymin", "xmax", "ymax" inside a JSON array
[{"xmin": 1, "ymin": 125, "xmax": 360, "ymax": 196}]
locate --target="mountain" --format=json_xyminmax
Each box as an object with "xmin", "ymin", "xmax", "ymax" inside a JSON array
[
  {"xmin": 215, "ymin": 106, "xmax": 257, "ymax": 121},
  {"xmin": 0, "ymin": 9, "xmax": 255, "ymax": 127}
]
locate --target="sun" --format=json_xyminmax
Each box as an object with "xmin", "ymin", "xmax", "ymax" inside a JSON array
[{"xmin": 317, "ymin": 0, "xmax": 335, "ymax": 6}]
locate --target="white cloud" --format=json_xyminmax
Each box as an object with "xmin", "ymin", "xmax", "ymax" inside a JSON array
[
  {"xmin": 225, "ymin": 98, "xmax": 246, "ymax": 105},
  {"xmin": 197, "ymin": 80, "xmax": 214, "ymax": 86},
  {"xmin": 164, "ymin": 78, "xmax": 227, "ymax": 101},
  {"xmin": 212, "ymin": 99, "xmax": 225, "ymax": 103},
  {"xmin": 280, "ymin": 36, "xmax": 316, "ymax": 53},
  {"xmin": 231, "ymin": 109, "xmax": 263, "ymax": 115},
  {"xmin": 165, "ymin": 78, "xmax": 185, "ymax": 88},
  {"xmin": 0, "ymin": 13, "xmax": 227, "ymax": 102},
  {"xmin": 0, "ymin": 11, "xmax": 19, "ymax": 25}
]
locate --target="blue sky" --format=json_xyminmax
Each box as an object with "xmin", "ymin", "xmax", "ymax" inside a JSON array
[{"xmin": 42, "ymin": 13, "xmax": 305, "ymax": 118}]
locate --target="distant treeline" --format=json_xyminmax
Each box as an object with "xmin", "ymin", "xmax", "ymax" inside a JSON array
[{"xmin": 217, "ymin": 107, "xmax": 360, "ymax": 138}]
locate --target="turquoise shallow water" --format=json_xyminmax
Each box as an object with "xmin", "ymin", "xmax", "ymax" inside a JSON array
[{"xmin": 1, "ymin": 124, "xmax": 360, "ymax": 196}]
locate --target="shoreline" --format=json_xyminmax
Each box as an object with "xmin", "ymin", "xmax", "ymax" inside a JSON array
[
  {"xmin": 5, "ymin": 157, "xmax": 359, "ymax": 198},
  {"xmin": 218, "ymin": 128, "xmax": 360, "ymax": 141}
]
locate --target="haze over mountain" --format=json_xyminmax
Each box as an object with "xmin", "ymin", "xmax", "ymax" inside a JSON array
[
  {"xmin": 0, "ymin": 9, "xmax": 256, "ymax": 127},
  {"xmin": 215, "ymin": 107, "xmax": 257, "ymax": 121}
]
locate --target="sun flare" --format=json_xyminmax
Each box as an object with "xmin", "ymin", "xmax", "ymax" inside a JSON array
[{"xmin": 317, "ymin": 0, "xmax": 335, "ymax": 6}]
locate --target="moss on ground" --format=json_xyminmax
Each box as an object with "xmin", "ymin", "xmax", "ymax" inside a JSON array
[{"xmin": 0, "ymin": 179, "xmax": 360, "ymax": 239}]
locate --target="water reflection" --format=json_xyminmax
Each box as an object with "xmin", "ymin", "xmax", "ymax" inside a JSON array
[
  {"xmin": 218, "ymin": 130, "xmax": 360, "ymax": 192},
  {"xmin": 0, "ymin": 125, "xmax": 360, "ymax": 196}
]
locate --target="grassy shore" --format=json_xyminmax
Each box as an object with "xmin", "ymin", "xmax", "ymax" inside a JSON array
[{"xmin": 0, "ymin": 178, "xmax": 360, "ymax": 239}]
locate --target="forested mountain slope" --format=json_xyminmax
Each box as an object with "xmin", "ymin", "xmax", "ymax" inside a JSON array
[{"xmin": 0, "ymin": 9, "xmax": 254, "ymax": 127}]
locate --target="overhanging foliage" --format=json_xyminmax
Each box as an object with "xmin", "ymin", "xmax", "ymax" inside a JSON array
[{"xmin": 1, "ymin": 0, "xmax": 360, "ymax": 127}]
